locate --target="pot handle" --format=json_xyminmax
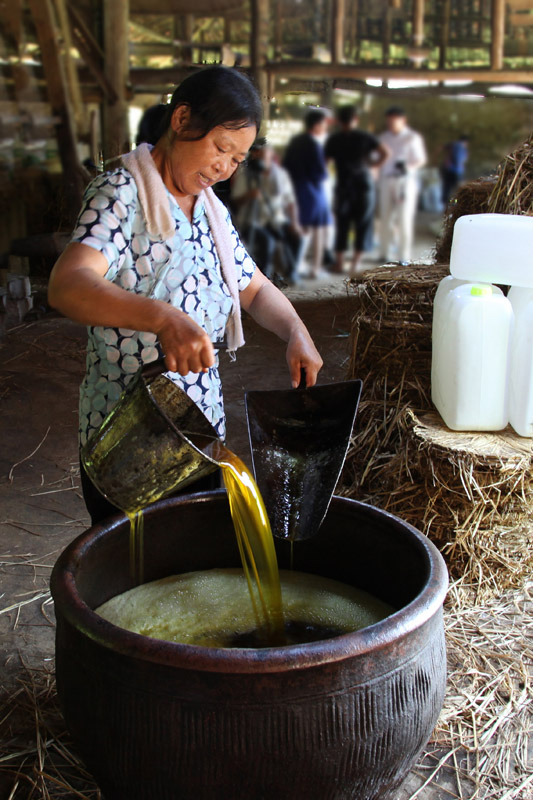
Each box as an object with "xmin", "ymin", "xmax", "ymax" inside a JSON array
[
  {"xmin": 142, "ymin": 341, "xmax": 228, "ymax": 381},
  {"xmin": 141, "ymin": 357, "xmax": 168, "ymax": 381},
  {"xmin": 297, "ymin": 367, "xmax": 308, "ymax": 390}
]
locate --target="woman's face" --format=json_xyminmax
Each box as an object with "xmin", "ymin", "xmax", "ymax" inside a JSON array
[{"xmin": 164, "ymin": 106, "xmax": 256, "ymax": 196}]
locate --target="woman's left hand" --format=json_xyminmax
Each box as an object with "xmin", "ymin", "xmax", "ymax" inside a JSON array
[{"xmin": 241, "ymin": 270, "xmax": 323, "ymax": 388}]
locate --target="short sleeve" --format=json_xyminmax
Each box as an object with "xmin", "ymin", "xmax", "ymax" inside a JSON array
[
  {"xmin": 366, "ymin": 132, "xmax": 380, "ymax": 153},
  {"xmin": 224, "ymin": 205, "xmax": 256, "ymax": 291},
  {"xmin": 324, "ymin": 134, "xmax": 336, "ymax": 160},
  {"xmin": 411, "ymin": 133, "xmax": 427, "ymax": 168},
  {"xmin": 70, "ymin": 169, "xmax": 138, "ymax": 278}
]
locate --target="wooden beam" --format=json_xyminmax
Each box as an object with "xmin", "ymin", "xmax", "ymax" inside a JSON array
[
  {"xmin": 27, "ymin": 0, "xmax": 84, "ymax": 218},
  {"xmin": 492, "ymin": 0, "xmax": 506, "ymax": 69},
  {"xmin": 331, "ymin": 0, "xmax": 346, "ymax": 64},
  {"xmin": 129, "ymin": 0, "xmax": 242, "ymax": 12},
  {"xmin": 510, "ymin": 12, "xmax": 533, "ymax": 26},
  {"xmin": 508, "ymin": 0, "xmax": 533, "ymax": 10},
  {"xmin": 250, "ymin": 0, "xmax": 269, "ymax": 119},
  {"xmin": 265, "ymin": 61, "xmax": 533, "ymax": 84},
  {"xmin": 103, "ymin": 0, "xmax": 130, "ymax": 160}
]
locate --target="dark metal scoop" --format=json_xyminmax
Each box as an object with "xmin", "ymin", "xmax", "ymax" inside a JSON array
[{"xmin": 245, "ymin": 373, "xmax": 362, "ymax": 541}]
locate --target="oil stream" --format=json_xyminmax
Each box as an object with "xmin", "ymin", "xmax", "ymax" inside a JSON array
[{"xmin": 124, "ymin": 441, "xmax": 284, "ymax": 643}]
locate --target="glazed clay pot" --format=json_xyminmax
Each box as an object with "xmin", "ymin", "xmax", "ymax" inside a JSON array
[{"xmin": 51, "ymin": 492, "xmax": 448, "ymax": 800}]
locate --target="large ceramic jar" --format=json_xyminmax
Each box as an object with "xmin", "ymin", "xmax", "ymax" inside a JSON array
[{"xmin": 51, "ymin": 492, "xmax": 448, "ymax": 800}]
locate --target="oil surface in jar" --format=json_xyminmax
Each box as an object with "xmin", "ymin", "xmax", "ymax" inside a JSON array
[{"xmin": 96, "ymin": 568, "xmax": 395, "ymax": 648}]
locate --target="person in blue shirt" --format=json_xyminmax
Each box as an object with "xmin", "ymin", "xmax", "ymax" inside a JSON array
[
  {"xmin": 441, "ymin": 135, "xmax": 469, "ymax": 206},
  {"xmin": 283, "ymin": 110, "xmax": 332, "ymax": 278}
]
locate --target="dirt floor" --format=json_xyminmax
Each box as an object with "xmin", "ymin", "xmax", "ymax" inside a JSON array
[{"xmin": 0, "ymin": 216, "xmax": 525, "ymax": 799}]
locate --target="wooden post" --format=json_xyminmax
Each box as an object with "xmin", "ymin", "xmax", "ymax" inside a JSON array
[
  {"xmin": 413, "ymin": 0, "xmax": 425, "ymax": 47},
  {"xmin": 250, "ymin": 0, "xmax": 270, "ymax": 121},
  {"xmin": 182, "ymin": 14, "xmax": 194, "ymax": 63},
  {"xmin": 383, "ymin": 4, "xmax": 392, "ymax": 66},
  {"xmin": 27, "ymin": 0, "xmax": 84, "ymax": 218},
  {"xmin": 103, "ymin": 0, "xmax": 130, "ymax": 161},
  {"xmin": 491, "ymin": 0, "xmax": 505, "ymax": 70},
  {"xmin": 54, "ymin": 0, "xmax": 86, "ymax": 132},
  {"xmin": 348, "ymin": 0, "xmax": 359, "ymax": 61},
  {"xmin": 274, "ymin": 0, "xmax": 283, "ymax": 59},
  {"xmin": 331, "ymin": 0, "xmax": 346, "ymax": 64},
  {"xmin": 439, "ymin": 0, "xmax": 451, "ymax": 70},
  {"xmin": 224, "ymin": 15, "xmax": 232, "ymax": 45}
]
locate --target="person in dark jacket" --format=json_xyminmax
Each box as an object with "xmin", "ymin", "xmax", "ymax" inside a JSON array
[{"xmin": 326, "ymin": 105, "xmax": 389, "ymax": 277}]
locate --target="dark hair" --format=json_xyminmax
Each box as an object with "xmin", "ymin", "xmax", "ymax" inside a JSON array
[
  {"xmin": 250, "ymin": 136, "xmax": 268, "ymax": 150},
  {"xmin": 136, "ymin": 104, "xmax": 168, "ymax": 146},
  {"xmin": 337, "ymin": 105, "xmax": 359, "ymax": 126},
  {"xmin": 163, "ymin": 66, "xmax": 262, "ymax": 140},
  {"xmin": 305, "ymin": 109, "xmax": 327, "ymax": 131},
  {"xmin": 385, "ymin": 105, "xmax": 406, "ymax": 117}
]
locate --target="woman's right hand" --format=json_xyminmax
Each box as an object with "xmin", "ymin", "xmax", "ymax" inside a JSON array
[
  {"xmin": 48, "ymin": 243, "xmax": 215, "ymax": 375},
  {"xmin": 154, "ymin": 308, "xmax": 215, "ymax": 375}
]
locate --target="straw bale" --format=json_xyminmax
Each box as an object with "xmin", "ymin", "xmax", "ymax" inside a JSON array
[
  {"xmin": 343, "ymin": 407, "xmax": 533, "ymax": 595},
  {"xmin": 435, "ymin": 133, "xmax": 533, "ymax": 264},
  {"xmin": 343, "ymin": 264, "xmax": 533, "ymax": 596},
  {"xmin": 349, "ymin": 263, "xmax": 448, "ymax": 409},
  {"xmin": 434, "ymin": 177, "xmax": 495, "ymax": 264}
]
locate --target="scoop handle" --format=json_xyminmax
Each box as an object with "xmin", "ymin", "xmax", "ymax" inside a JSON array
[{"xmin": 298, "ymin": 367, "xmax": 307, "ymax": 390}]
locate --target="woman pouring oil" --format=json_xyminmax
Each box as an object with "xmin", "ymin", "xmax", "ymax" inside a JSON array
[{"xmin": 48, "ymin": 66, "xmax": 323, "ymax": 525}]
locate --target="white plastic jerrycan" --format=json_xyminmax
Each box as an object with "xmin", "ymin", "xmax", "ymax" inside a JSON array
[
  {"xmin": 508, "ymin": 286, "xmax": 533, "ymax": 437},
  {"xmin": 450, "ymin": 213, "xmax": 533, "ymax": 287},
  {"xmin": 432, "ymin": 278, "xmax": 513, "ymax": 431}
]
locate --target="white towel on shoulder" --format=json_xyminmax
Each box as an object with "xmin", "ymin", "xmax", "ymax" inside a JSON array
[{"xmin": 121, "ymin": 142, "xmax": 245, "ymax": 352}]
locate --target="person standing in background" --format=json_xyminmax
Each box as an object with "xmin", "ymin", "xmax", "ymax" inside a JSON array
[
  {"xmin": 441, "ymin": 134, "xmax": 469, "ymax": 207},
  {"xmin": 378, "ymin": 106, "xmax": 427, "ymax": 265},
  {"xmin": 232, "ymin": 138, "xmax": 304, "ymax": 284},
  {"xmin": 325, "ymin": 105, "xmax": 389, "ymax": 277},
  {"xmin": 283, "ymin": 109, "xmax": 332, "ymax": 278}
]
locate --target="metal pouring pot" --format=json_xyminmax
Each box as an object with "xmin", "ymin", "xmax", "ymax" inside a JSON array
[{"xmin": 81, "ymin": 357, "xmax": 221, "ymax": 512}]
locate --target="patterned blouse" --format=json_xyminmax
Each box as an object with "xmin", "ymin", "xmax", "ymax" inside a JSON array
[{"xmin": 71, "ymin": 167, "xmax": 256, "ymax": 445}]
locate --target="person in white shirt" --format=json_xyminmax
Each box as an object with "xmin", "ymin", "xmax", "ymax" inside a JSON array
[{"xmin": 378, "ymin": 106, "xmax": 427, "ymax": 265}]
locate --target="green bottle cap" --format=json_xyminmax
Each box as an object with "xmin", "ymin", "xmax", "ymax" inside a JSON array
[{"xmin": 470, "ymin": 285, "xmax": 492, "ymax": 297}]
